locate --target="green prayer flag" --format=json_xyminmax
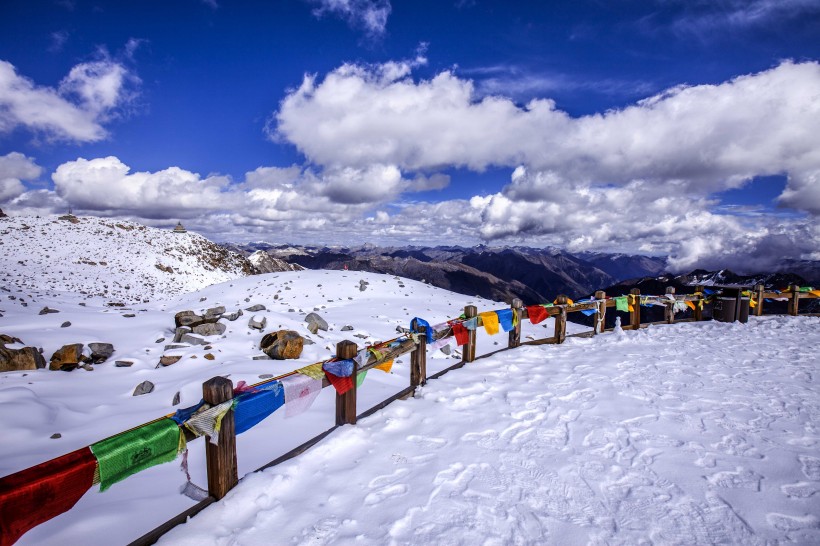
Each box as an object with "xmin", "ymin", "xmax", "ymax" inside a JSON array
[
  {"xmin": 615, "ymin": 296, "xmax": 629, "ymax": 313},
  {"xmin": 356, "ymin": 370, "xmax": 367, "ymax": 388},
  {"xmin": 91, "ymin": 418, "xmax": 182, "ymax": 491}
]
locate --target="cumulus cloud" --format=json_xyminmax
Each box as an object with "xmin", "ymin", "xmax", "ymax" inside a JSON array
[
  {"xmin": 306, "ymin": 0, "xmax": 392, "ymax": 38},
  {"xmin": 0, "ymin": 152, "xmax": 42, "ymax": 202},
  {"xmin": 0, "ymin": 58, "xmax": 137, "ymax": 142}
]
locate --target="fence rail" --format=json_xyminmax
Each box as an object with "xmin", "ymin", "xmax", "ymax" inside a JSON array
[{"xmin": 1, "ymin": 283, "xmax": 817, "ymax": 546}]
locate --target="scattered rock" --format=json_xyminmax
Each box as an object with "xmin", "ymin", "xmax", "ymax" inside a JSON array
[
  {"xmin": 181, "ymin": 333, "xmax": 208, "ymax": 346},
  {"xmin": 192, "ymin": 322, "xmax": 226, "ymax": 336},
  {"xmin": 173, "ymin": 326, "xmax": 191, "ymax": 342},
  {"xmin": 49, "ymin": 343, "xmax": 84, "ymax": 371},
  {"xmin": 305, "ymin": 312, "xmax": 328, "ymax": 332},
  {"xmin": 122, "ymin": 314, "xmax": 136, "ymax": 318},
  {"xmin": 60, "ymin": 321, "xmax": 71, "ymax": 328},
  {"xmin": 88, "ymin": 342, "xmax": 114, "ymax": 363},
  {"xmin": 0, "ymin": 335, "xmax": 46, "ymax": 372},
  {"xmin": 440, "ymin": 344, "xmax": 452, "ymax": 355},
  {"xmin": 205, "ymin": 306, "xmax": 226, "ymax": 318},
  {"xmin": 354, "ymin": 333, "xmax": 368, "ymax": 339},
  {"xmin": 303, "ymin": 338, "xmax": 315, "ymax": 345},
  {"xmin": 245, "ymin": 304, "xmax": 266, "ymax": 312},
  {"xmin": 159, "ymin": 355, "xmax": 182, "ymax": 366},
  {"xmin": 252, "ymin": 355, "xmax": 272, "ymax": 360},
  {"xmin": 50, "ymin": 433, "xmax": 61, "ymax": 439},
  {"xmin": 204, "ymin": 353, "xmax": 215, "ymax": 360},
  {"xmin": 155, "ymin": 338, "xmax": 165, "ymax": 343},
  {"xmin": 223, "ymin": 310, "xmax": 243, "ymax": 321},
  {"xmin": 341, "ymin": 325, "xmax": 354, "ymax": 331},
  {"xmin": 172, "ymin": 391, "xmax": 181, "ymax": 406},
  {"xmin": 133, "ymin": 381, "xmax": 155, "ymax": 396},
  {"xmin": 164, "ymin": 344, "xmax": 190, "ymax": 350},
  {"xmin": 248, "ymin": 315, "xmax": 267, "ymax": 330},
  {"xmin": 258, "ymin": 373, "xmax": 274, "ymax": 379},
  {"xmin": 359, "ymin": 279, "xmax": 369, "ymax": 292},
  {"xmin": 81, "ymin": 364, "xmax": 94, "ymax": 371},
  {"xmin": 115, "ymin": 360, "xmax": 134, "ymax": 367},
  {"xmin": 260, "ymin": 330, "xmax": 304, "ymax": 360},
  {"xmin": 39, "ymin": 306, "xmax": 60, "ymax": 315}
]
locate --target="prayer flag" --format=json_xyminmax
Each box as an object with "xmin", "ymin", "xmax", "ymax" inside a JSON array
[
  {"xmin": 527, "ymin": 305, "xmax": 548, "ymax": 325},
  {"xmin": 282, "ymin": 374, "xmax": 322, "ymax": 418},
  {"xmin": 496, "ymin": 309, "xmax": 514, "ymax": 332},
  {"xmin": 323, "ymin": 359, "xmax": 354, "ymax": 377},
  {"xmin": 91, "ymin": 419, "xmax": 182, "ymax": 491},
  {"xmin": 374, "ymin": 359, "xmax": 393, "ymax": 373},
  {"xmin": 479, "ymin": 311, "xmax": 499, "ymax": 335},
  {"xmin": 410, "ymin": 317, "xmax": 434, "ymax": 343},
  {"xmin": 615, "ymin": 296, "xmax": 629, "ymax": 313},
  {"xmin": 325, "ymin": 371, "xmax": 354, "ymax": 395},
  {"xmin": 297, "ymin": 362, "xmax": 326, "ymax": 380},
  {"xmin": 0, "ymin": 448, "xmax": 97, "ymax": 546},
  {"xmin": 234, "ymin": 382, "xmax": 285, "ymax": 434},
  {"xmin": 452, "ymin": 322, "xmax": 469, "ymax": 345}
]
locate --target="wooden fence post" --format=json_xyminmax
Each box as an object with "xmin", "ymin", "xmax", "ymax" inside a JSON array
[
  {"xmin": 462, "ymin": 305, "xmax": 477, "ymax": 363},
  {"xmin": 789, "ymin": 285, "xmax": 800, "ymax": 316},
  {"xmin": 203, "ymin": 376, "xmax": 237, "ymax": 500},
  {"xmin": 694, "ymin": 285, "xmax": 704, "ymax": 322},
  {"xmin": 410, "ymin": 326, "xmax": 427, "ymax": 388},
  {"xmin": 594, "ymin": 291, "xmax": 606, "ymax": 334},
  {"xmin": 554, "ymin": 295, "xmax": 568, "ymax": 343},
  {"xmin": 629, "ymin": 288, "xmax": 641, "ymax": 330},
  {"xmin": 335, "ymin": 340, "xmax": 358, "ymax": 426},
  {"xmin": 665, "ymin": 286, "xmax": 675, "ymax": 324},
  {"xmin": 754, "ymin": 284, "xmax": 765, "ymax": 317},
  {"xmin": 508, "ymin": 298, "xmax": 523, "ymax": 348}
]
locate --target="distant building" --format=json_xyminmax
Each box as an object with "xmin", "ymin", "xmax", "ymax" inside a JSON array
[{"xmin": 172, "ymin": 221, "xmax": 187, "ymax": 233}]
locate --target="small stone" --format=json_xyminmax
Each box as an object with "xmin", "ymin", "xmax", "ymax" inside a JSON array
[
  {"xmin": 172, "ymin": 391, "xmax": 180, "ymax": 406},
  {"xmin": 252, "ymin": 355, "xmax": 272, "ymax": 360},
  {"xmin": 248, "ymin": 315, "xmax": 267, "ymax": 330},
  {"xmin": 223, "ymin": 310, "xmax": 243, "ymax": 321},
  {"xmin": 60, "ymin": 321, "xmax": 71, "ymax": 328},
  {"xmin": 200, "ymin": 297, "xmax": 207, "ymax": 302},
  {"xmin": 82, "ymin": 364, "xmax": 94, "ymax": 371},
  {"xmin": 173, "ymin": 326, "xmax": 191, "ymax": 342},
  {"xmin": 133, "ymin": 380, "xmax": 155, "ymax": 396},
  {"xmin": 205, "ymin": 305, "xmax": 226, "ymax": 317},
  {"xmin": 245, "ymin": 304, "xmax": 266, "ymax": 312},
  {"xmin": 440, "ymin": 344, "xmax": 452, "ymax": 355},
  {"xmin": 88, "ymin": 342, "xmax": 114, "ymax": 363},
  {"xmin": 50, "ymin": 433, "xmax": 62, "ymax": 439},
  {"xmin": 181, "ymin": 333, "xmax": 208, "ymax": 346},
  {"xmin": 164, "ymin": 343, "xmax": 190, "ymax": 350},
  {"xmin": 159, "ymin": 355, "xmax": 182, "ymax": 366},
  {"xmin": 341, "ymin": 325, "xmax": 354, "ymax": 331},
  {"xmin": 303, "ymin": 338, "xmax": 315, "ymax": 345},
  {"xmin": 258, "ymin": 373, "xmax": 274, "ymax": 379},
  {"xmin": 354, "ymin": 333, "xmax": 368, "ymax": 339},
  {"xmin": 38, "ymin": 306, "xmax": 60, "ymax": 315},
  {"xmin": 155, "ymin": 338, "xmax": 165, "ymax": 343},
  {"xmin": 122, "ymin": 314, "xmax": 136, "ymax": 318},
  {"xmin": 204, "ymin": 353, "xmax": 215, "ymax": 360},
  {"xmin": 115, "ymin": 360, "xmax": 134, "ymax": 367},
  {"xmin": 192, "ymin": 322, "xmax": 226, "ymax": 336},
  {"xmin": 304, "ymin": 312, "xmax": 328, "ymax": 332}
]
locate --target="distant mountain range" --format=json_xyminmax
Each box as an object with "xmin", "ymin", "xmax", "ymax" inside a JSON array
[{"xmin": 231, "ymin": 243, "xmax": 668, "ymax": 303}]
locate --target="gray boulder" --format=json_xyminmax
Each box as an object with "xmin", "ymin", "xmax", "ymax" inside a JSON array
[
  {"xmin": 88, "ymin": 342, "xmax": 114, "ymax": 363},
  {"xmin": 223, "ymin": 310, "xmax": 243, "ymax": 321},
  {"xmin": 173, "ymin": 326, "xmax": 192, "ymax": 342},
  {"xmin": 133, "ymin": 381, "xmax": 155, "ymax": 396},
  {"xmin": 192, "ymin": 322, "xmax": 226, "ymax": 336},
  {"xmin": 204, "ymin": 306, "xmax": 226, "ymax": 319},
  {"xmin": 248, "ymin": 315, "xmax": 267, "ymax": 330},
  {"xmin": 181, "ymin": 333, "xmax": 208, "ymax": 346},
  {"xmin": 245, "ymin": 304, "xmax": 266, "ymax": 312},
  {"xmin": 304, "ymin": 312, "xmax": 328, "ymax": 332}
]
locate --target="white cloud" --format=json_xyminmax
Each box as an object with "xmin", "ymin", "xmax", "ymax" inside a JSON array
[
  {"xmin": 0, "ymin": 58, "xmax": 137, "ymax": 142},
  {"xmin": 306, "ymin": 0, "xmax": 392, "ymax": 38},
  {"xmin": 0, "ymin": 152, "xmax": 42, "ymax": 202},
  {"xmin": 667, "ymin": 0, "xmax": 820, "ymax": 34}
]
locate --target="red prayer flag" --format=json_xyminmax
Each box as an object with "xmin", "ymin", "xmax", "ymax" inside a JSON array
[
  {"xmin": 325, "ymin": 371, "xmax": 354, "ymax": 395},
  {"xmin": 0, "ymin": 447, "xmax": 97, "ymax": 546},
  {"xmin": 527, "ymin": 305, "xmax": 549, "ymax": 325},
  {"xmin": 452, "ymin": 322, "xmax": 469, "ymax": 346}
]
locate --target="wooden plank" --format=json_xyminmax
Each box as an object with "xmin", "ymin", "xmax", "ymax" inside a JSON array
[
  {"xmin": 789, "ymin": 285, "xmax": 800, "ymax": 316},
  {"xmin": 127, "ymin": 497, "xmax": 215, "ymax": 546},
  {"xmin": 410, "ymin": 326, "xmax": 427, "ymax": 387},
  {"xmin": 508, "ymin": 298, "xmax": 523, "ymax": 348},
  {"xmin": 665, "ymin": 286, "xmax": 675, "ymax": 324},
  {"xmin": 463, "ymin": 305, "xmax": 477, "ymax": 363},
  {"xmin": 202, "ymin": 376, "xmax": 237, "ymax": 501},
  {"xmin": 554, "ymin": 295, "xmax": 568, "ymax": 343},
  {"xmin": 755, "ymin": 284, "xmax": 765, "ymax": 317},
  {"xmin": 335, "ymin": 340, "xmax": 359, "ymax": 426}
]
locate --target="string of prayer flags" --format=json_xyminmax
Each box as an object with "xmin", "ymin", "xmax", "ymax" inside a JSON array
[
  {"xmin": 452, "ymin": 322, "xmax": 469, "ymax": 345},
  {"xmin": 297, "ymin": 362, "xmax": 326, "ymax": 380},
  {"xmin": 614, "ymin": 296, "xmax": 629, "ymax": 313},
  {"xmin": 478, "ymin": 311, "xmax": 499, "ymax": 335},
  {"xmin": 323, "ymin": 359, "xmax": 354, "ymax": 377},
  {"xmin": 354, "ymin": 348, "xmax": 369, "ymax": 368},
  {"xmin": 496, "ymin": 308, "xmax": 515, "ymax": 332},
  {"xmin": 184, "ymin": 399, "xmax": 234, "ymax": 445},
  {"xmin": 410, "ymin": 317, "xmax": 434, "ymax": 343},
  {"xmin": 325, "ymin": 371, "xmax": 354, "ymax": 395},
  {"xmin": 0, "ymin": 447, "xmax": 97, "ymax": 546},
  {"xmin": 281, "ymin": 373, "xmax": 322, "ymax": 418},
  {"xmin": 91, "ymin": 418, "xmax": 183, "ymax": 491},
  {"xmin": 234, "ymin": 382, "xmax": 285, "ymax": 435},
  {"xmin": 527, "ymin": 305, "xmax": 548, "ymax": 324},
  {"xmin": 431, "ymin": 335, "xmax": 452, "ymax": 351}
]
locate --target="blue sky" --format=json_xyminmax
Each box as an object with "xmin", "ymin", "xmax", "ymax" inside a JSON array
[{"xmin": 1, "ymin": 0, "xmax": 819, "ymax": 272}]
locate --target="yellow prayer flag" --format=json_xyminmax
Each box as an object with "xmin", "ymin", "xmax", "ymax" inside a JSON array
[
  {"xmin": 479, "ymin": 311, "xmax": 500, "ymax": 335},
  {"xmin": 685, "ymin": 300, "xmax": 696, "ymax": 310},
  {"xmin": 374, "ymin": 360, "xmax": 393, "ymax": 373}
]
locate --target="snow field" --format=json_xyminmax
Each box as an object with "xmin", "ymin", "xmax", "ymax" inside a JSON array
[{"xmin": 158, "ymin": 316, "xmax": 820, "ymax": 545}]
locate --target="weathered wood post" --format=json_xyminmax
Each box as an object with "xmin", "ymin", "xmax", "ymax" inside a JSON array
[
  {"xmin": 754, "ymin": 284, "xmax": 765, "ymax": 317},
  {"xmin": 629, "ymin": 288, "xmax": 641, "ymax": 330},
  {"xmin": 508, "ymin": 298, "xmax": 523, "ymax": 348},
  {"xmin": 410, "ymin": 326, "xmax": 427, "ymax": 388},
  {"xmin": 594, "ymin": 291, "xmax": 606, "ymax": 334},
  {"xmin": 462, "ymin": 305, "xmax": 477, "ymax": 363},
  {"xmin": 694, "ymin": 285, "xmax": 704, "ymax": 322},
  {"xmin": 335, "ymin": 340, "xmax": 358, "ymax": 426},
  {"xmin": 665, "ymin": 286, "xmax": 676, "ymax": 324},
  {"xmin": 788, "ymin": 285, "xmax": 800, "ymax": 316},
  {"xmin": 202, "ymin": 376, "xmax": 237, "ymax": 500},
  {"xmin": 554, "ymin": 295, "xmax": 568, "ymax": 343}
]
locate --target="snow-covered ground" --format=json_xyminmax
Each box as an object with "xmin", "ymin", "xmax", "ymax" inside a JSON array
[{"xmin": 158, "ymin": 315, "xmax": 820, "ymax": 546}]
